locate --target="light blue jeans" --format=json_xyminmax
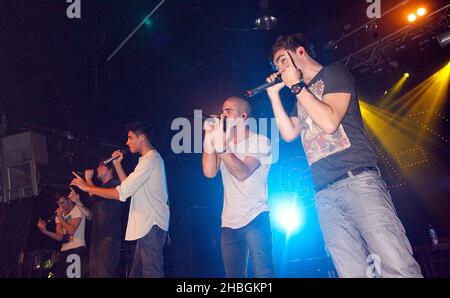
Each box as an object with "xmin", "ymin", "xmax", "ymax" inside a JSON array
[{"xmin": 315, "ymin": 170, "xmax": 422, "ymax": 278}]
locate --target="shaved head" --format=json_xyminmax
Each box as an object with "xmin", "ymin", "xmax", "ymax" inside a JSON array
[{"xmin": 224, "ymin": 96, "xmax": 251, "ymax": 118}]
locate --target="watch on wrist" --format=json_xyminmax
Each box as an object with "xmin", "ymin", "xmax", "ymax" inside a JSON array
[
  {"xmin": 290, "ymin": 80, "xmax": 306, "ymax": 95},
  {"xmin": 216, "ymin": 148, "xmax": 227, "ymax": 154}
]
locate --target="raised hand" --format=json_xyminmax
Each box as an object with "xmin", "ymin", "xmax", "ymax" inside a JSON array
[
  {"xmin": 55, "ymin": 207, "xmax": 64, "ymax": 219},
  {"xmin": 84, "ymin": 169, "xmax": 94, "ymax": 180},
  {"xmin": 211, "ymin": 114, "xmax": 228, "ymax": 153},
  {"xmin": 279, "ymin": 51, "xmax": 302, "ymax": 88},
  {"xmin": 67, "ymin": 186, "xmax": 81, "ymax": 205},
  {"xmin": 36, "ymin": 218, "xmax": 47, "ymax": 232},
  {"xmin": 203, "ymin": 116, "xmax": 219, "ymax": 134},
  {"xmin": 111, "ymin": 150, "xmax": 124, "ymax": 166},
  {"xmin": 70, "ymin": 171, "xmax": 89, "ymax": 192},
  {"xmin": 266, "ymin": 72, "xmax": 285, "ymax": 97},
  {"xmin": 203, "ymin": 117, "xmax": 219, "ymax": 154}
]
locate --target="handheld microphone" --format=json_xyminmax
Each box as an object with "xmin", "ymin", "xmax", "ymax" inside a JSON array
[
  {"xmin": 73, "ymin": 170, "xmax": 85, "ymax": 176},
  {"xmin": 47, "ymin": 214, "xmax": 56, "ymax": 223},
  {"xmin": 244, "ymin": 76, "xmax": 282, "ymax": 98},
  {"xmin": 103, "ymin": 148, "xmax": 130, "ymax": 165},
  {"xmin": 199, "ymin": 115, "xmax": 227, "ymax": 132}
]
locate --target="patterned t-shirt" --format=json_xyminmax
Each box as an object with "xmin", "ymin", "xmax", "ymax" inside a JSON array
[{"xmin": 290, "ymin": 63, "xmax": 378, "ymax": 188}]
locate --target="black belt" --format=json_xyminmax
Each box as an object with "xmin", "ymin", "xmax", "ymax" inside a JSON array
[{"xmin": 315, "ymin": 166, "xmax": 379, "ymax": 193}]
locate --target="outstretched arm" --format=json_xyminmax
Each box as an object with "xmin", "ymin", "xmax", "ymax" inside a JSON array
[{"xmin": 70, "ymin": 172, "xmax": 120, "ymax": 200}]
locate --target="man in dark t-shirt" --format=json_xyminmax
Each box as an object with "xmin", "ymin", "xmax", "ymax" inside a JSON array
[
  {"xmin": 85, "ymin": 158, "xmax": 123, "ymax": 278},
  {"xmin": 265, "ymin": 33, "xmax": 422, "ymax": 277}
]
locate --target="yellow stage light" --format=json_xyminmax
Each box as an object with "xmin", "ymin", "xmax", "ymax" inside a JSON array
[
  {"xmin": 362, "ymin": 62, "xmax": 450, "ymax": 218},
  {"xmin": 404, "ymin": 73, "xmax": 410, "ymax": 77},
  {"xmin": 408, "ymin": 13, "xmax": 417, "ymax": 23},
  {"xmin": 417, "ymin": 8, "xmax": 426, "ymax": 17},
  {"xmin": 362, "ymin": 63, "xmax": 450, "ymax": 173},
  {"xmin": 379, "ymin": 74, "xmax": 410, "ymax": 108}
]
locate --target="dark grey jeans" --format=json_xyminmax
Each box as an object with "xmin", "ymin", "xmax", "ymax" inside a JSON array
[
  {"xmin": 315, "ymin": 170, "xmax": 422, "ymax": 278},
  {"xmin": 221, "ymin": 212, "xmax": 275, "ymax": 278},
  {"xmin": 129, "ymin": 225, "xmax": 167, "ymax": 278},
  {"xmin": 89, "ymin": 237, "xmax": 121, "ymax": 278}
]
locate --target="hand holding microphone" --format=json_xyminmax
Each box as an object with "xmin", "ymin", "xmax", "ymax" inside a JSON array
[
  {"xmin": 203, "ymin": 115, "xmax": 219, "ymax": 133},
  {"xmin": 203, "ymin": 115, "xmax": 230, "ymax": 154},
  {"xmin": 111, "ymin": 150, "xmax": 124, "ymax": 165},
  {"xmin": 246, "ymin": 51, "xmax": 304, "ymax": 98},
  {"xmin": 103, "ymin": 148, "xmax": 129, "ymax": 165},
  {"xmin": 55, "ymin": 207, "xmax": 64, "ymax": 219},
  {"xmin": 244, "ymin": 74, "xmax": 282, "ymax": 98},
  {"xmin": 212, "ymin": 115, "xmax": 228, "ymax": 154},
  {"xmin": 265, "ymin": 72, "xmax": 285, "ymax": 97},
  {"xmin": 203, "ymin": 117, "xmax": 219, "ymax": 154},
  {"xmin": 211, "ymin": 115, "xmax": 234, "ymax": 154}
]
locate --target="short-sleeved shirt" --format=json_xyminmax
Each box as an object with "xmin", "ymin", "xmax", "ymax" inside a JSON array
[
  {"xmin": 290, "ymin": 63, "xmax": 378, "ymax": 188},
  {"xmin": 55, "ymin": 205, "xmax": 86, "ymax": 251},
  {"xmin": 90, "ymin": 178, "xmax": 122, "ymax": 243},
  {"xmin": 220, "ymin": 131, "xmax": 271, "ymax": 229}
]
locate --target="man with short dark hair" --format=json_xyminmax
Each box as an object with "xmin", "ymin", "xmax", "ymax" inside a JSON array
[
  {"xmin": 71, "ymin": 121, "xmax": 170, "ymax": 278},
  {"xmin": 265, "ymin": 33, "xmax": 422, "ymax": 278},
  {"xmin": 73, "ymin": 157, "xmax": 123, "ymax": 278}
]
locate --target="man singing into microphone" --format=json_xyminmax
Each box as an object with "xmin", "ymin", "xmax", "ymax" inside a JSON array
[
  {"xmin": 69, "ymin": 158, "xmax": 123, "ymax": 278},
  {"xmin": 265, "ymin": 33, "xmax": 422, "ymax": 277},
  {"xmin": 202, "ymin": 97, "xmax": 275, "ymax": 278},
  {"xmin": 71, "ymin": 121, "xmax": 170, "ymax": 278},
  {"xmin": 36, "ymin": 191, "xmax": 87, "ymax": 278}
]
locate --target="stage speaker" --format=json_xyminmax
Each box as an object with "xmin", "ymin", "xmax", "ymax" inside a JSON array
[{"xmin": 1, "ymin": 131, "xmax": 48, "ymax": 202}]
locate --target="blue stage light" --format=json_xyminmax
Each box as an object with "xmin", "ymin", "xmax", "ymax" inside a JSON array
[{"xmin": 272, "ymin": 198, "xmax": 305, "ymax": 235}]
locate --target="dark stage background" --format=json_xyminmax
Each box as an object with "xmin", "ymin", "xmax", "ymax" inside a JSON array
[{"xmin": 0, "ymin": 0, "xmax": 449, "ymax": 277}]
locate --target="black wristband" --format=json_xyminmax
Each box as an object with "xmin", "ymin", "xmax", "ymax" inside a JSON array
[{"xmin": 291, "ymin": 80, "xmax": 306, "ymax": 95}]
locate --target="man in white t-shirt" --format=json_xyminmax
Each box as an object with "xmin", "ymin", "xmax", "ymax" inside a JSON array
[
  {"xmin": 37, "ymin": 191, "xmax": 87, "ymax": 278},
  {"xmin": 71, "ymin": 121, "xmax": 170, "ymax": 278},
  {"xmin": 202, "ymin": 96, "xmax": 275, "ymax": 278}
]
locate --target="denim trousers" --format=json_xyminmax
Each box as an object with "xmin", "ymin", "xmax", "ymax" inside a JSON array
[
  {"xmin": 221, "ymin": 212, "xmax": 275, "ymax": 278},
  {"xmin": 315, "ymin": 170, "xmax": 422, "ymax": 278},
  {"xmin": 89, "ymin": 237, "xmax": 121, "ymax": 278},
  {"xmin": 129, "ymin": 225, "xmax": 167, "ymax": 278}
]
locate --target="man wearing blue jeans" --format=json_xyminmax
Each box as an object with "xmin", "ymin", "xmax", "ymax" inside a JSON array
[
  {"xmin": 266, "ymin": 33, "xmax": 422, "ymax": 277},
  {"xmin": 202, "ymin": 97, "xmax": 275, "ymax": 277},
  {"xmin": 71, "ymin": 121, "xmax": 170, "ymax": 277}
]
